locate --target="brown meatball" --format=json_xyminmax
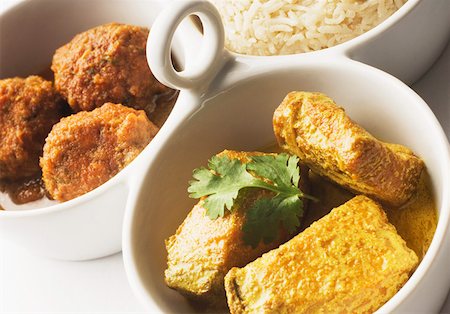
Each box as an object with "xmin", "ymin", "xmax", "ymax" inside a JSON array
[
  {"xmin": 52, "ymin": 22, "xmax": 173, "ymax": 115},
  {"xmin": 41, "ymin": 103, "xmax": 158, "ymax": 201},
  {"xmin": 0, "ymin": 76, "xmax": 67, "ymax": 180}
]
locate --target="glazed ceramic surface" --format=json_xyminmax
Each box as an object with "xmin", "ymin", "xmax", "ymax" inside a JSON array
[{"xmin": 122, "ymin": 1, "xmax": 450, "ymax": 313}]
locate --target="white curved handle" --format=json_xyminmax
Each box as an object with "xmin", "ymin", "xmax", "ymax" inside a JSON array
[{"xmin": 147, "ymin": 0, "xmax": 226, "ymax": 90}]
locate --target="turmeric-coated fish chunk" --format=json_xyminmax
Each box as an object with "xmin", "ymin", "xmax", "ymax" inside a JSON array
[
  {"xmin": 224, "ymin": 195, "xmax": 418, "ymax": 314},
  {"xmin": 165, "ymin": 150, "xmax": 309, "ymax": 306},
  {"xmin": 273, "ymin": 91, "xmax": 424, "ymax": 207}
]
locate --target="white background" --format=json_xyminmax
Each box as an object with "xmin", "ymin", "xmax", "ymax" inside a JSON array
[{"xmin": 1, "ymin": 0, "xmax": 449, "ymax": 312}]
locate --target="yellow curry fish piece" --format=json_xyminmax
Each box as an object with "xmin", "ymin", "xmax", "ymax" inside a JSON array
[
  {"xmin": 164, "ymin": 150, "xmax": 309, "ymax": 306},
  {"xmin": 273, "ymin": 91, "xmax": 424, "ymax": 207},
  {"xmin": 224, "ymin": 195, "xmax": 418, "ymax": 314}
]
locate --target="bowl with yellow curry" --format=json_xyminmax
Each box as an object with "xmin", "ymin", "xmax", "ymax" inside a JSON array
[{"xmin": 122, "ymin": 2, "xmax": 450, "ymax": 313}]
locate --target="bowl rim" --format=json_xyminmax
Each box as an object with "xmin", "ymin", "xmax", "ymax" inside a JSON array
[{"xmin": 122, "ymin": 58, "xmax": 450, "ymax": 313}]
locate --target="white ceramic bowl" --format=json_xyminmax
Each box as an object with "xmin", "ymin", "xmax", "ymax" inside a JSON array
[
  {"xmin": 122, "ymin": 1, "xmax": 450, "ymax": 313},
  {"xmin": 0, "ymin": 0, "xmax": 185, "ymax": 260}
]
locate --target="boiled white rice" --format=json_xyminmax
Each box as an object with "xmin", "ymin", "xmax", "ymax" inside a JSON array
[{"xmin": 209, "ymin": 0, "xmax": 407, "ymax": 55}]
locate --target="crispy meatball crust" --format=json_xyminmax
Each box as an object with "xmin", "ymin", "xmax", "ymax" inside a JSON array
[
  {"xmin": 52, "ymin": 22, "xmax": 172, "ymax": 115},
  {"xmin": 0, "ymin": 76, "xmax": 67, "ymax": 180},
  {"xmin": 41, "ymin": 103, "xmax": 158, "ymax": 201}
]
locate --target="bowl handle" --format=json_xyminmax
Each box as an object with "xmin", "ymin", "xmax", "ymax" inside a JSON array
[{"xmin": 147, "ymin": 0, "xmax": 228, "ymax": 90}]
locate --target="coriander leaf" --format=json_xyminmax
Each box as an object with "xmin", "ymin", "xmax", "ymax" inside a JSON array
[
  {"xmin": 248, "ymin": 154, "xmax": 300, "ymax": 193},
  {"xmin": 243, "ymin": 198, "xmax": 280, "ymax": 247},
  {"xmin": 276, "ymin": 195, "xmax": 303, "ymax": 234},
  {"xmin": 188, "ymin": 155, "xmax": 259, "ymax": 218},
  {"xmin": 187, "ymin": 152, "xmax": 317, "ymax": 247},
  {"xmin": 287, "ymin": 155, "xmax": 300, "ymax": 187},
  {"xmin": 188, "ymin": 167, "xmax": 217, "ymax": 199},
  {"xmin": 202, "ymin": 193, "xmax": 233, "ymax": 219},
  {"xmin": 243, "ymin": 195, "xmax": 304, "ymax": 247}
]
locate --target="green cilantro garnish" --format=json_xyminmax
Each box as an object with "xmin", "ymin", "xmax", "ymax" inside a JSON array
[{"xmin": 188, "ymin": 153, "xmax": 317, "ymax": 247}]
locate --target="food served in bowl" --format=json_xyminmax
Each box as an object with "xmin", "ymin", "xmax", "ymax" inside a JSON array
[
  {"xmin": 120, "ymin": 0, "xmax": 448, "ymax": 307},
  {"xmin": 0, "ymin": 76, "xmax": 68, "ymax": 181},
  {"xmin": 52, "ymin": 22, "xmax": 174, "ymax": 116},
  {"xmin": 0, "ymin": 0, "xmax": 186, "ymax": 260},
  {"xmin": 209, "ymin": 0, "xmax": 407, "ymax": 55},
  {"xmin": 123, "ymin": 44, "xmax": 449, "ymax": 310},
  {"xmin": 0, "ymin": 22, "xmax": 178, "ymax": 208},
  {"xmin": 225, "ymin": 195, "xmax": 418, "ymax": 313},
  {"xmin": 165, "ymin": 150, "xmax": 311, "ymax": 306},
  {"xmin": 274, "ymin": 91, "xmax": 423, "ymax": 207},
  {"xmin": 162, "ymin": 91, "xmax": 435, "ymax": 313},
  {"xmin": 41, "ymin": 103, "xmax": 158, "ymax": 202}
]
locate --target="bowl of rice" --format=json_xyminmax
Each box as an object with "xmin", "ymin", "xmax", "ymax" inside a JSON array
[
  {"xmin": 178, "ymin": 0, "xmax": 449, "ymax": 84},
  {"xmin": 210, "ymin": 0, "xmax": 407, "ymax": 55}
]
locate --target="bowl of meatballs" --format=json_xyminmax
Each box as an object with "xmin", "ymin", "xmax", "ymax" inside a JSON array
[{"xmin": 0, "ymin": 0, "xmax": 179, "ymax": 260}]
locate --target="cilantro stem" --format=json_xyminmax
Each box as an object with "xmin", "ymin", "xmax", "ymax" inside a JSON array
[
  {"xmin": 248, "ymin": 180, "xmax": 317, "ymax": 202},
  {"xmin": 300, "ymin": 193, "xmax": 319, "ymax": 202},
  {"xmin": 247, "ymin": 180, "xmax": 292, "ymax": 194}
]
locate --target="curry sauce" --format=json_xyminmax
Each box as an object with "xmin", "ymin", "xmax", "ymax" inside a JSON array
[
  {"xmin": 385, "ymin": 171, "xmax": 437, "ymax": 260},
  {"xmin": 0, "ymin": 176, "xmax": 48, "ymax": 205}
]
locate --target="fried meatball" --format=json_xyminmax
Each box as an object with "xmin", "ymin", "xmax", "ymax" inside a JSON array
[
  {"xmin": 52, "ymin": 22, "xmax": 173, "ymax": 115},
  {"xmin": 41, "ymin": 103, "xmax": 158, "ymax": 201},
  {"xmin": 0, "ymin": 76, "xmax": 67, "ymax": 180}
]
